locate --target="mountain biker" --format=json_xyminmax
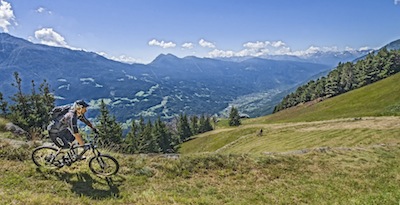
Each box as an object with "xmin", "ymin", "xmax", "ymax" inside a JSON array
[{"xmin": 48, "ymin": 100, "xmax": 98, "ymax": 150}]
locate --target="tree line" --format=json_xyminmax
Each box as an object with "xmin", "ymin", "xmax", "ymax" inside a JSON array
[
  {"xmin": 96, "ymin": 100, "xmax": 216, "ymax": 154},
  {"xmin": 274, "ymin": 48, "xmax": 400, "ymax": 112},
  {"xmin": 0, "ymin": 72, "xmax": 222, "ymax": 153}
]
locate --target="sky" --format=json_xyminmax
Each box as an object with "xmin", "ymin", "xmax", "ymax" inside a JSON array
[{"xmin": 1, "ymin": 0, "xmax": 400, "ymax": 64}]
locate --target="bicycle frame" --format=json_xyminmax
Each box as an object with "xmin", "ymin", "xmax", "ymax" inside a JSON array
[
  {"xmin": 32, "ymin": 134, "xmax": 120, "ymax": 176},
  {"xmin": 49, "ymin": 135, "xmax": 101, "ymax": 166},
  {"xmin": 73, "ymin": 141, "xmax": 101, "ymax": 158}
]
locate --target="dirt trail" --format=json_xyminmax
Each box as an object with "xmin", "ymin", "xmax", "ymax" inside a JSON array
[{"xmin": 243, "ymin": 116, "xmax": 400, "ymax": 130}]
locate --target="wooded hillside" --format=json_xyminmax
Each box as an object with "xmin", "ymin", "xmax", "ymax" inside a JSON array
[{"xmin": 274, "ymin": 48, "xmax": 400, "ymax": 112}]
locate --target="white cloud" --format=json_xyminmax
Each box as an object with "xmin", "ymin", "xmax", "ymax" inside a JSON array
[
  {"xmin": 290, "ymin": 45, "xmax": 340, "ymax": 56},
  {"xmin": 181, "ymin": 42, "xmax": 194, "ymax": 49},
  {"xmin": 0, "ymin": 0, "xmax": 16, "ymax": 32},
  {"xmin": 34, "ymin": 28, "xmax": 70, "ymax": 48},
  {"xmin": 271, "ymin": 41, "xmax": 286, "ymax": 48},
  {"xmin": 358, "ymin": 46, "xmax": 371, "ymax": 51},
  {"xmin": 395, "ymin": 0, "xmax": 400, "ymax": 5},
  {"xmin": 344, "ymin": 46, "xmax": 355, "ymax": 52},
  {"xmin": 243, "ymin": 41, "xmax": 270, "ymax": 49},
  {"xmin": 207, "ymin": 38, "xmax": 373, "ymax": 59},
  {"xmin": 97, "ymin": 51, "xmax": 142, "ymax": 64},
  {"xmin": 305, "ymin": 46, "xmax": 321, "ymax": 53},
  {"xmin": 199, "ymin": 39, "xmax": 216, "ymax": 48},
  {"xmin": 274, "ymin": 46, "xmax": 292, "ymax": 55},
  {"xmin": 36, "ymin": 7, "xmax": 52, "ymax": 14},
  {"xmin": 208, "ymin": 49, "xmax": 235, "ymax": 58},
  {"xmin": 209, "ymin": 40, "xmax": 291, "ymax": 58},
  {"xmin": 110, "ymin": 55, "xmax": 141, "ymax": 64},
  {"xmin": 148, "ymin": 39, "xmax": 176, "ymax": 48},
  {"xmin": 207, "ymin": 39, "xmax": 370, "ymax": 59},
  {"xmin": 36, "ymin": 7, "xmax": 45, "ymax": 13}
]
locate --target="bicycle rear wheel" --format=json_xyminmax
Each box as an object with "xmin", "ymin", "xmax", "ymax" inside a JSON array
[
  {"xmin": 31, "ymin": 146, "xmax": 63, "ymax": 169},
  {"xmin": 88, "ymin": 154, "xmax": 119, "ymax": 176}
]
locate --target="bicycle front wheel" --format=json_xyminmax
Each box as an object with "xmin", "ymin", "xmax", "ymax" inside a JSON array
[
  {"xmin": 88, "ymin": 154, "xmax": 119, "ymax": 176},
  {"xmin": 32, "ymin": 146, "xmax": 62, "ymax": 169}
]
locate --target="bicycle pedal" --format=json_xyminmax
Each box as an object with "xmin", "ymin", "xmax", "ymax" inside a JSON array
[
  {"xmin": 54, "ymin": 161, "xmax": 64, "ymax": 168},
  {"xmin": 76, "ymin": 155, "xmax": 86, "ymax": 161}
]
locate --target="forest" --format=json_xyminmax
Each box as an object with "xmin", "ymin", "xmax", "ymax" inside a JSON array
[{"xmin": 274, "ymin": 48, "xmax": 400, "ymax": 112}]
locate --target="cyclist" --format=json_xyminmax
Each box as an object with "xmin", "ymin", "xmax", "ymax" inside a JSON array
[{"xmin": 48, "ymin": 100, "xmax": 98, "ymax": 151}]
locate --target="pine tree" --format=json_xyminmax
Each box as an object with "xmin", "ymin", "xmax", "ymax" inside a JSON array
[
  {"xmin": 9, "ymin": 72, "xmax": 30, "ymax": 130},
  {"xmin": 198, "ymin": 114, "xmax": 206, "ymax": 133},
  {"xmin": 0, "ymin": 92, "xmax": 8, "ymax": 117},
  {"xmin": 154, "ymin": 116, "xmax": 173, "ymax": 153},
  {"xmin": 228, "ymin": 106, "xmax": 241, "ymax": 126},
  {"xmin": 39, "ymin": 79, "xmax": 55, "ymax": 124},
  {"xmin": 324, "ymin": 70, "xmax": 340, "ymax": 97},
  {"xmin": 135, "ymin": 116, "xmax": 148, "ymax": 153},
  {"xmin": 190, "ymin": 115, "xmax": 199, "ymax": 135},
  {"xmin": 177, "ymin": 113, "xmax": 192, "ymax": 142},
  {"xmin": 143, "ymin": 120, "xmax": 158, "ymax": 153},
  {"xmin": 124, "ymin": 119, "xmax": 139, "ymax": 153},
  {"xmin": 199, "ymin": 114, "xmax": 213, "ymax": 133},
  {"xmin": 97, "ymin": 100, "xmax": 122, "ymax": 146}
]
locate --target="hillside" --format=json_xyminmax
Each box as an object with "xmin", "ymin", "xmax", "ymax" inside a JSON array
[
  {"xmin": 180, "ymin": 73, "xmax": 400, "ymax": 155},
  {"xmin": 1, "ymin": 120, "xmax": 400, "ymax": 204},
  {"xmin": 258, "ymin": 72, "xmax": 400, "ymax": 123},
  {"xmin": 2, "ymin": 70, "xmax": 400, "ymax": 203}
]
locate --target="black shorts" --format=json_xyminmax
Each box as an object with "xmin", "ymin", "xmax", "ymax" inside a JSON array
[{"xmin": 49, "ymin": 129, "xmax": 75, "ymax": 148}]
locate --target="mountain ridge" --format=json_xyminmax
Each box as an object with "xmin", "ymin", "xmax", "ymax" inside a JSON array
[{"xmin": 0, "ymin": 33, "xmax": 389, "ymax": 122}]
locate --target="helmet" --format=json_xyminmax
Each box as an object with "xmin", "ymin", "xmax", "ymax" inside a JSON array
[{"xmin": 75, "ymin": 100, "xmax": 89, "ymax": 108}]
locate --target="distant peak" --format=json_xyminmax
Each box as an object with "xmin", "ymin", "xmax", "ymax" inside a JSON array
[
  {"xmin": 150, "ymin": 53, "xmax": 180, "ymax": 64},
  {"xmin": 158, "ymin": 53, "xmax": 178, "ymax": 58}
]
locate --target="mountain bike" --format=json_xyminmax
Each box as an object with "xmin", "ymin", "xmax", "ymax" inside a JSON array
[{"xmin": 32, "ymin": 134, "xmax": 119, "ymax": 176}]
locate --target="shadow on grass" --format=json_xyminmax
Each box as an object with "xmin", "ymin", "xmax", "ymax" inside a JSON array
[{"xmin": 36, "ymin": 168, "xmax": 124, "ymax": 200}]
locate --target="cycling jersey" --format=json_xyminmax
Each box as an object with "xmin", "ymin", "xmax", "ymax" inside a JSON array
[{"xmin": 48, "ymin": 107, "xmax": 90, "ymax": 148}]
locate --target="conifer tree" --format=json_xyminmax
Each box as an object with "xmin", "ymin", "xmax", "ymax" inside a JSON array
[
  {"xmin": 228, "ymin": 106, "xmax": 241, "ymax": 126},
  {"xmin": 9, "ymin": 72, "xmax": 30, "ymax": 130},
  {"xmin": 97, "ymin": 100, "xmax": 122, "ymax": 146},
  {"xmin": 39, "ymin": 79, "xmax": 55, "ymax": 124},
  {"xmin": 177, "ymin": 113, "xmax": 192, "ymax": 142},
  {"xmin": 190, "ymin": 115, "xmax": 199, "ymax": 135},
  {"xmin": 0, "ymin": 92, "xmax": 8, "ymax": 117},
  {"xmin": 199, "ymin": 114, "xmax": 213, "ymax": 133},
  {"xmin": 135, "ymin": 116, "xmax": 148, "ymax": 153},
  {"xmin": 143, "ymin": 120, "xmax": 159, "ymax": 153},
  {"xmin": 154, "ymin": 116, "xmax": 173, "ymax": 153},
  {"xmin": 124, "ymin": 119, "xmax": 139, "ymax": 153}
]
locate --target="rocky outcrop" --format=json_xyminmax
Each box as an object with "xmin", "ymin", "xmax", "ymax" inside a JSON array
[{"xmin": 5, "ymin": 123, "xmax": 29, "ymax": 138}]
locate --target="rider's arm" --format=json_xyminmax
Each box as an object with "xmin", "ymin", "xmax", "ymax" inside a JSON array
[
  {"xmin": 78, "ymin": 115, "xmax": 98, "ymax": 134},
  {"xmin": 78, "ymin": 115, "xmax": 94, "ymax": 129}
]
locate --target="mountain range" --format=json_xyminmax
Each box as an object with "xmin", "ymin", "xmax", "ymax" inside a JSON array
[{"xmin": 0, "ymin": 33, "xmax": 378, "ymax": 122}]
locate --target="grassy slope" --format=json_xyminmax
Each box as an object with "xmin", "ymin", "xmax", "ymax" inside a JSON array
[
  {"xmin": 2, "ymin": 74, "xmax": 400, "ymax": 204},
  {"xmin": 252, "ymin": 72, "xmax": 400, "ymax": 124},
  {"xmin": 1, "ymin": 143, "xmax": 400, "ymax": 204},
  {"xmin": 180, "ymin": 73, "xmax": 400, "ymax": 155}
]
